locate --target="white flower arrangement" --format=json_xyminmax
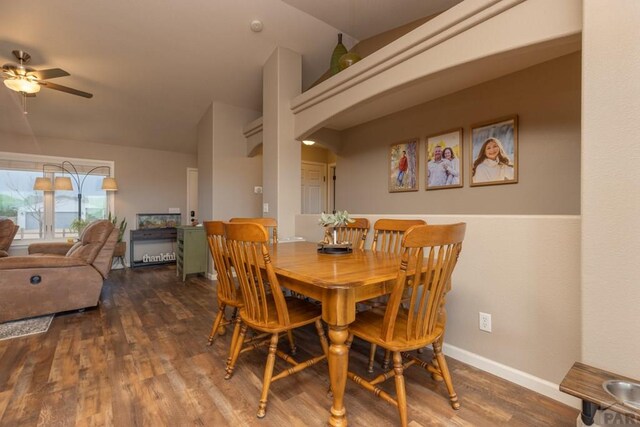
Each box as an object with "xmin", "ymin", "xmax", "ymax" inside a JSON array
[{"xmin": 318, "ymin": 210, "xmax": 355, "ymax": 227}]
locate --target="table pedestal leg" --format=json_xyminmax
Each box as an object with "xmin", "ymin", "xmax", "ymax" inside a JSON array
[{"xmin": 328, "ymin": 325, "xmax": 349, "ymax": 427}]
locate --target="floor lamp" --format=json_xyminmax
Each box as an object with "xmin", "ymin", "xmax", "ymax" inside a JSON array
[{"xmin": 33, "ymin": 161, "xmax": 118, "ymax": 220}]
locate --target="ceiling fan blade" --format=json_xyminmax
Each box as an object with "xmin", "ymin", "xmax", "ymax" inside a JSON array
[
  {"xmin": 29, "ymin": 68, "xmax": 70, "ymax": 80},
  {"xmin": 39, "ymin": 81, "xmax": 93, "ymax": 98}
]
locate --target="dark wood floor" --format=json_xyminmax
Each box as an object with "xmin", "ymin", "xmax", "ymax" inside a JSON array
[{"xmin": 0, "ymin": 266, "xmax": 578, "ymax": 426}]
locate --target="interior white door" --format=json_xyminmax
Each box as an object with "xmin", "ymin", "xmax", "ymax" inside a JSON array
[{"xmin": 301, "ymin": 162, "xmax": 326, "ymax": 214}]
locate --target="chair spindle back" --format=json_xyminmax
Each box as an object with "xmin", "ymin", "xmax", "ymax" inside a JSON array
[
  {"xmin": 371, "ymin": 219, "xmax": 426, "ymax": 254},
  {"xmin": 224, "ymin": 222, "xmax": 290, "ymax": 328},
  {"xmin": 204, "ymin": 221, "xmax": 239, "ymax": 305},
  {"xmin": 229, "ymin": 217, "xmax": 278, "ymax": 244},
  {"xmin": 381, "ymin": 223, "xmax": 466, "ymax": 342},
  {"xmin": 333, "ymin": 218, "xmax": 370, "ymax": 249}
]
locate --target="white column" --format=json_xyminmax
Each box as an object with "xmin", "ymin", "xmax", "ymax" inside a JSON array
[
  {"xmin": 263, "ymin": 47, "xmax": 302, "ymax": 238},
  {"xmin": 198, "ymin": 102, "xmax": 262, "ymax": 222},
  {"xmin": 582, "ymin": 0, "xmax": 640, "ymax": 378}
]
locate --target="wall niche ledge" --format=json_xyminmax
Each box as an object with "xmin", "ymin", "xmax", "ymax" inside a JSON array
[{"xmin": 290, "ymin": 0, "xmax": 582, "ymax": 140}]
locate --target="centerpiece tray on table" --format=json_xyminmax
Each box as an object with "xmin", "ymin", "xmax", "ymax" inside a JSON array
[
  {"xmin": 317, "ymin": 242, "xmax": 352, "ymax": 254},
  {"xmin": 317, "ymin": 210, "xmax": 356, "ymax": 254}
]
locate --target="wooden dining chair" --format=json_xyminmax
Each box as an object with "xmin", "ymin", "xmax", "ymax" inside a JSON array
[
  {"xmin": 347, "ymin": 223, "xmax": 466, "ymax": 427},
  {"xmin": 229, "ymin": 216, "xmax": 302, "ymax": 316},
  {"xmin": 367, "ymin": 218, "xmax": 426, "ymax": 372},
  {"xmin": 205, "ymin": 220, "xmax": 296, "ymax": 378},
  {"xmin": 229, "ymin": 217, "xmax": 278, "ymax": 244},
  {"xmin": 371, "ymin": 218, "xmax": 427, "ymax": 254},
  {"xmin": 326, "ymin": 217, "xmax": 370, "ymax": 249},
  {"xmin": 204, "ymin": 221, "xmax": 242, "ymax": 349},
  {"xmin": 224, "ymin": 222, "xmax": 329, "ymax": 418}
]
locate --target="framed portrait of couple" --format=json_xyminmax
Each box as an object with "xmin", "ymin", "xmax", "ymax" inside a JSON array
[{"xmin": 426, "ymin": 129, "xmax": 463, "ymax": 190}]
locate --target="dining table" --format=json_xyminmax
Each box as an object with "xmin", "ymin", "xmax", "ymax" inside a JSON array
[{"xmin": 268, "ymin": 241, "xmax": 403, "ymax": 427}]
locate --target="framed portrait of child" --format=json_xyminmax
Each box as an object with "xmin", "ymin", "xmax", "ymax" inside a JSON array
[{"xmin": 470, "ymin": 116, "xmax": 518, "ymax": 187}]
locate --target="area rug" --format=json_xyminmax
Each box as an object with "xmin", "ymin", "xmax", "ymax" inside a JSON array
[{"xmin": 0, "ymin": 315, "xmax": 54, "ymax": 341}]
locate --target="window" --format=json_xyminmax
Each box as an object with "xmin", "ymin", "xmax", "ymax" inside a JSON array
[
  {"xmin": 0, "ymin": 169, "xmax": 45, "ymax": 239},
  {"xmin": 0, "ymin": 153, "xmax": 115, "ymax": 241}
]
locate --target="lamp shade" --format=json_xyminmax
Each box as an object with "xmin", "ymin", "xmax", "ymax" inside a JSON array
[
  {"xmin": 4, "ymin": 78, "xmax": 41, "ymax": 94},
  {"xmin": 101, "ymin": 177, "xmax": 118, "ymax": 191},
  {"xmin": 54, "ymin": 176, "xmax": 73, "ymax": 191},
  {"xmin": 33, "ymin": 177, "xmax": 53, "ymax": 191}
]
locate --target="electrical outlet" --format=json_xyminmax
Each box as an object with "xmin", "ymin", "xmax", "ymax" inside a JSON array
[
  {"xmin": 479, "ymin": 312, "xmax": 492, "ymax": 333},
  {"xmin": 254, "ymin": 186, "xmax": 263, "ymax": 194},
  {"xmin": 263, "ymin": 203, "xmax": 269, "ymax": 213}
]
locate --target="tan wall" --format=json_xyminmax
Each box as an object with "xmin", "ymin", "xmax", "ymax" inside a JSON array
[
  {"xmin": 301, "ymin": 145, "xmax": 332, "ymax": 163},
  {"xmin": 582, "ymin": 0, "xmax": 640, "ymax": 379},
  {"xmin": 197, "ymin": 104, "xmax": 214, "ymax": 220},
  {"xmin": 336, "ymin": 52, "xmax": 581, "ymax": 215},
  {"xmin": 0, "ymin": 133, "xmax": 197, "ymax": 259}
]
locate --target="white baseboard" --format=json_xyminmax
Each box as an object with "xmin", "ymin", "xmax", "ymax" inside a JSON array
[
  {"xmin": 443, "ymin": 343, "xmax": 581, "ymax": 409},
  {"xmin": 206, "ymin": 272, "xmax": 217, "ymax": 280}
]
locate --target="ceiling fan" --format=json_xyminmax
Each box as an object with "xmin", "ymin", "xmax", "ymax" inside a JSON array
[{"xmin": 1, "ymin": 50, "xmax": 93, "ymax": 99}]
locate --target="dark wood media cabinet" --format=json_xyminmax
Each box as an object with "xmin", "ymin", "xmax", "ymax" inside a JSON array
[{"xmin": 129, "ymin": 228, "xmax": 177, "ymax": 268}]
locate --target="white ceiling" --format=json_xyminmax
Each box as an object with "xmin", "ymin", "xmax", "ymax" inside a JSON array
[{"xmin": 0, "ymin": 0, "xmax": 460, "ymax": 154}]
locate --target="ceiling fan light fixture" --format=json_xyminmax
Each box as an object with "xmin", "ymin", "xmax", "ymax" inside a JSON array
[{"xmin": 4, "ymin": 77, "xmax": 40, "ymax": 94}]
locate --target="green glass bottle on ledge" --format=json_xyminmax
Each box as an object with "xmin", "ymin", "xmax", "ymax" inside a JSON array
[{"xmin": 330, "ymin": 33, "xmax": 348, "ymax": 76}]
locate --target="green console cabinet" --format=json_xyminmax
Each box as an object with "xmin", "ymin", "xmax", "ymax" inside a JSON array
[{"xmin": 176, "ymin": 226, "xmax": 207, "ymax": 281}]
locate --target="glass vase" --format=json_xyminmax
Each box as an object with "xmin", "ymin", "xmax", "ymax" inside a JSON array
[{"xmin": 330, "ymin": 33, "xmax": 348, "ymax": 76}]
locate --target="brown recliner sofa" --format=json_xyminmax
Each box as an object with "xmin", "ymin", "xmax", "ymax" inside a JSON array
[
  {"xmin": 0, "ymin": 220, "xmax": 118, "ymax": 323},
  {"xmin": 0, "ymin": 219, "xmax": 19, "ymax": 258}
]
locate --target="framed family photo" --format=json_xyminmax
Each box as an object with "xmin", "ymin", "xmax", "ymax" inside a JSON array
[
  {"xmin": 389, "ymin": 138, "xmax": 419, "ymax": 192},
  {"xmin": 470, "ymin": 116, "xmax": 518, "ymax": 187},
  {"xmin": 426, "ymin": 128, "xmax": 463, "ymax": 190}
]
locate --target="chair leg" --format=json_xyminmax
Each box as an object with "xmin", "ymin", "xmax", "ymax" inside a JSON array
[
  {"xmin": 225, "ymin": 323, "xmax": 247, "ymax": 380},
  {"xmin": 345, "ymin": 333, "xmax": 353, "ymax": 349},
  {"xmin": 287, "ymin": 330, "xmax": 297, "ymax": 355},
  {"xmin": 315, "ymin": 319, "xmax": 330, "ymax": 357},
  {"xmin": 227, "ymin": 315, "xmax": 242, "ymax": 368},
  {"xmin": 433, "ymin": 341, "xmax": 460, "ymax": 410},
  {"xmin": 207, "ymin": 303, "xmax": 226, "ymax": 345},
  {"xmin": 220, "ymin": 307, "xmax": 238, "ymax": 336},
  {"xmin": 382, "ymin": 349, "xmax": 391, "ymax": 370},
  {"xmin": 367, "ymin": 343, "xmax": 377, "ymax": 373},
  {"xmin": 393, "ymin": 351, "xmax": 408, "ymax": 427},
  {"xmin": 257, "ymin": 333, "xmax": 279, "ymax": 418}
]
